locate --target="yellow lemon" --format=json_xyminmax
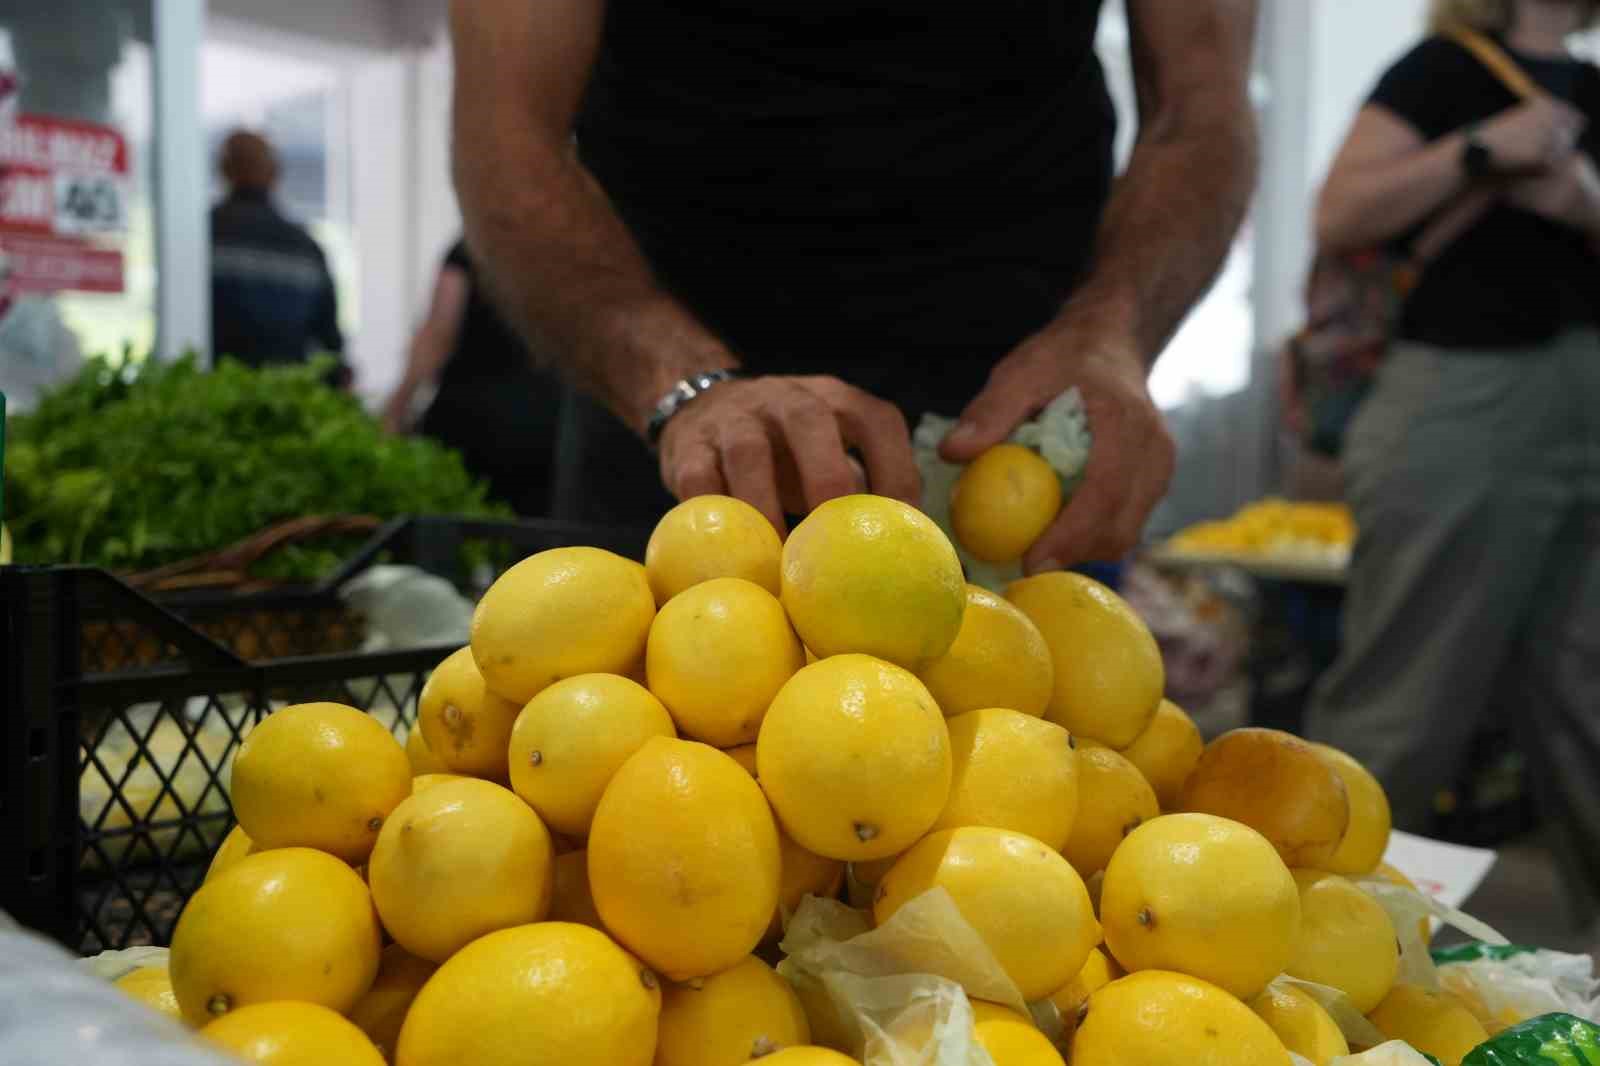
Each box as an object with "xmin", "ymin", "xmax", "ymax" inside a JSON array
[
  {"xmin": 404, "ymin": 727, "xmax": 446, "ymax": 776},
  {"xmin": 1367, "ymin": 984, "xmax": 1489, "ymax": 1066},
  {"xmin": 1101, "ymin": 813, "xmax": 1300, "ymax": 1001},
  {"xmin": 1048, "ymin": 947, "xmax": 1123, "ymax": 1037},
  {"xmin": 874, "ymin": 826, "xmax": 1099, "ymax": 1001},
  {"xmin": 971, "ymin": 1002, "xmax": 1066, "ymax": 1066},
  {"xmin": 589, "ymin": 737, "xmax": 781, "ymax": 981},
  {"xmin": 1004, "ymin": 573, "xmax": 1162, "ymax": 748},
  {"xmin": 646, "ymin": 494, "xmax": 783, "ymax": 605},
  {"xmin": 780, "ymin": 494, "xmax": 965, "ymax": 669},
  {"xmin": 410, "ymin": 772, "xmax": 469, "ymax": 793},
  {"xmin": 771, "ymin": 831, "xmax": 847, "ymax": 940},
  {"xmin": 395, "ymin": 923, "xmax": 660, "ymax": 1066},
  {"xmin": 204, "ymin": 824, "xmax": 258, "ymax": 884},
  {"xmin": 1118, "ymin": 699, "xmax": 1204, "ymax": 812},
  {"xmin": 933, "ymin": 708, "xmax": 1079, "ymax": 851},
  {"xmin": 1249, "ymin": 983, "xmax": 1350, "ymax": 1066},
  {"xmin": 112, "ymin": 965, "xmax": 181, "ymax": 1021},
  {"xmin": 1370, "ymin": 861, "xmax": 1433, "ymax": 945},
  {"xmin": 368, "ymin": 777, "xmax": 554, "ymax": 963},
  {"xmin": 170, "ymin": 847, "xmax": 381, "ymax": 1026},
  {"xmin": 470, "ymin": 547, "xmax": 656, "ymax": 704},
  {"xmin": 1179, "ymin": 728, "xmax": 1351, "ymax": 869},
  {"xmin": 417, "ymin": 646, "xmax": 523, "ymax": 781},
  {"xmin": 1072, "ymin": 971, "xmax": 1291, "ymax": 1066},
  {"xmin": 757, "ymin": 654, "xmax": 952, "ymax": 861},
  {"xmin": 549, "ymin": 849, "xmax": 606, "ymax": 930},
  {"xmin": 1311, "ymin": 743, "xmax": 1393, "ymax": 876},
  {"xmin": 725, "ymin": 743, "xmax": 760, "ymax": 776},
  {"xmin": 646, "ymin": 577, "xmax": 805, "ymax": 746},
  {"xmin": 1061, "ymin": 747, "xmax": 1159, "ymax": 880},
  {"xmin": 231, "ymin": 702, "xmax": 412, "ymax": 863},
  {"xmin": 204, "ymin": 1001, "xmax": 385, "ymax": 1066},
  {"xmin": 849, "ymin": 853, "xmax": 902, "ymax": 894},
  {"xmin": 655, "ymin": 955, "xmax": 811, "ymax": 1066},
  {"xmin": 916, "ymin": 585, "xmax": 1054, "ymax": 719},
  {"xmin": 1285, "ymin": 869, "xmax": 1400, "ymax": 1014},
  {"xmin": 950, "ymin": 444, "xmax": 1063, "ymax": 564},
  {"xmin": 348, "ymin": 944, "xmax": 437, "ymax": 1063},
  {"xmin": 757, "ymin": 1050, "xmax": 861, "ymax": 1066},
  {"xmin": 507, "ymin": 673, "xmax": 676, "ymax": 837}
]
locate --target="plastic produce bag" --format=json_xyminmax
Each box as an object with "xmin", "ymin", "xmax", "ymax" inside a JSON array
[
  {"xmin": 79, "ymin": 946, "xmax": 170, "ymax": 983},
  {"xmin": 1357, "ymin": 878, "xmax": 1510, "ymax": 992},
  {"xmin": 1460, "ymin": 1012, "xmax": 1600, "ymax": 1064},
  {"xmin": 339, "ymin": 564, "xmax": 474, "ymax": 650},
  {"xmin": 1332, "ymin": 1041, "xmax": 1444, "ymax": 1065},
  {"xmin": 1432, "ymin": 946, "xmax": 1600, "ymax": 1033},
  {"xmin": 912, "ymin": 389, "xmax": 1091, "ymax": 592}
]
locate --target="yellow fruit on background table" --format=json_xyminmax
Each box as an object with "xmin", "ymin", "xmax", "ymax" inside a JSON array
[
  {"xmin": 410, "ymin": 772, "xmax": 469, "ymax": 793},
  {"xmin": 725, "ymin": 742, "xmax": 760, "ymax": 776},
  {"xmin": 1179, "ymin": 728, "xmax": 1351, "ymax": 869},
  {"xmin": 470, "ymin": 546, "xmax": 656, "ymax": 704},
  {"xmin": 589, "ymin": 737, "xmax": 781, "ymax": 981},
  {"xmin": 970, "ymin": 1001, "xmax": 1066, "ymax": 1066},
  {"xmin": 367, "ymin": 777, "xmax": 554, "ymax": 963},
  {"xmin": 655, "ymin": 955, "xmax": 811, "ymax": 1066},
  {"xmin": 549, "ymin": 849, "xmax": 605, "ymax": 930},
  {"xmin": 204, "ymin": 824, "xmax": 258, "ymax": 884},
  {"xmin": 646, "ymin": 577, "xmax": 805, "ymax": 746},
  {"xmin": 404, "ymin": 727, "xmax": 446, "ymax": 776},
  {"xmin": 112, "ymin": 965, "xmax": 182, "ymax": 1021},
  {"xmin": 916, "ymin": 585, "xmax": 1054, "ymax": 719},
  {"xmin": 230, "ymin": 702, "xmax": 412, "ymax": 863},
  {"xmin": 1048, "ymin": 947, "xmax": 1123, "ymax": 1038},
  {"xmin": 416, "ymin": 646, "xmax": 523, "ymax": 780},
  {"xmin": 874, "ymin": 826, "xmax": 1099, "ymax": 1001},
  {"xmin": 1285, "ymin": 869, "xmax": 1401, "ymax": 1014},
  {"xmin": 170, "ymin": 847, "xmax": 381, "ymax": 1026},
  {"xmin": 395, "ymin": 923, "xmax": 660, "ymax": 1066},
  {"xmin": 756, "ymin": 1049, "xmax": 862, "ymax": 1066},
  {"xmin": 1060, "ymin": 746, "xmax": 1159, "ymax": 880},
  {"xmin": 507, "ymin": 673, "xmax": 676, "ymax": 837},
  {"xmin": 1370, "ymin": 861, "xmax": 1434, "ymax": 945},
  {"xmin": 347, "ymin": 944, "xmax": 438, "ymax": 1063},
  {"xmin": 1117, "ymin": 699, "xmax": 1204, "ymax": 811},
  {"xmin": 950, "ymin": 444, "xmax": 1064, "ymax": 564},
  {"xmin": 1072, "ymin": 971, "xmax": 1292, "ymax": 1066},
  {"xmin": 1004, "ymin": 572, "xmax": 1162, "ymax": 748},
  {"xmin": 757, "ymin": 654, "xmax": 952, "ymax": 861},
  {"xmin": 646, "ymin": 494, "xmax": 783, "ymax": 605},
  {"xmin": 1311, "ymin": 743, "xmax": 1393, "ymax": 876},
  {"xmin": 933, "ymin": 708, "xmax": 1079, "ymax": 851},
  {"xmin": 1101, "ymin": 813, "xmax": 1300, "ymax": 1001},
  {"xmin": 1249, "ymin": 983, "xmax": 1350, "ymax": 1066},
  {"xmin": 779, "ymin": 494, "xmax": 965, "ymax": 669},
  {"xmin": 204, "ymin": 1001, "xmax": 385, "ymax": 1066},
  {"xmin": 1367, "ymin": 984, "xmax": 1490, "ymax": 1066}
]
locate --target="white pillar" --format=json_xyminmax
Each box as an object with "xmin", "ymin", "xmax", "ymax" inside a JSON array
[{"xmin": 153, "ymin": 0, "xmax": 209, "ymax": 362}]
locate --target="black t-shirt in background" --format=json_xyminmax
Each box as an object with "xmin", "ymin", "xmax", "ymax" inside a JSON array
[
  {"xmin": 1370, "ymin": 36, "xmax": 1600, "ymax": 349},
  {"xmin": 577, "ymin": 1, "xmax": 1115, "ymax": 421}
]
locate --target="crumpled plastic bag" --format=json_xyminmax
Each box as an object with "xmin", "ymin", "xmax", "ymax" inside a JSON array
[
  {"xmin": 1356, "ymin": 878, "xmax": 1510, "ymax": 992},
  {"xmin": 1332, "ymin": 1040, "xmax": 1445, "ymax": 1065},
  {"xmin": 1460, "ymin": 1012, "xmax": 1600, "ymax": 1064},
  {"xmin": 778, "ymin": 890, "xmax": 1052, "ymax": 1065},
  {"xmin": 1431, "ymin": 946, "xmax": 1600, "ymax": 1033},
  {"xmin": 339, "ymin": 564, "xmax": 474, "ymax": 650},
  {"xmin": 1272, "ymin": 974, "xmax": 1390, "ymax": 1050},
  {"xmin": 912, "ymin": 389, "xmax": 1092, "ymax": 592},
  {"xmin": 79, "ymin": 946, "xmax": 170, "ymax": 983}
]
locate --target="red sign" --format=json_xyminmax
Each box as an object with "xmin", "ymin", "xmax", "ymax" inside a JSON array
[{"xmin": 0, "ymin": 113, "xmax": 128, "ymax": 294}]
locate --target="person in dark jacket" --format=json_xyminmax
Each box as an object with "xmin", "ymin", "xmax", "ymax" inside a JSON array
[{"xmin": 210, "ymin": 130, "xmax": 346, "ymax": 379}]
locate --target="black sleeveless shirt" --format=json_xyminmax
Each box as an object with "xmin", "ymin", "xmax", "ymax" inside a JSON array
[{"xmin": 577, "ymin": 0, "xmax": 1115, "ymax": 418}]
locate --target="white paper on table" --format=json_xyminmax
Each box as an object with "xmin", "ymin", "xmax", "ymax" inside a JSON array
[{"xmin": 1382, "ymin": 830, "xmax": 1497, "ymax": 910}]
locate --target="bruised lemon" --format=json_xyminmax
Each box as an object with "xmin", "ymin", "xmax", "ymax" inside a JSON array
[
  {"xmin": 950, "ymin": 444, "xmax": 1063, "ymax": 564},
  {"xmin": 916, "ymin": 585, "xmax": 1054, "ymax": 719},
  {"xmin": 933, "ymin": 708, "xmax": 1079, "ymax": 851},
  {"xmin": 417, "ymin": 646, "xmax": 523, "ymax": 780},
  {"xmin": 780, "ymin": 495, "xmax": 965, "ymax": 670},
  {"xmin": 1118, "ymin": 700, "xmax": 1204, "ymax": 812},
  {"xmin": 1061, "ymin": 747, "xmax": 1159, "ymax": 880},
  {"xmin": 655, "ymin": 955, "xmax": 811, "ymax": 1066},
  {"xmin": 470, "ymin": 547, "xmax": 655, "ymax": 704},
  {"xmin": 645, "ymin": 495, "xmax": 783, "ymax": 605},
  {"xmin": 204, "ymin": 1001, "xmax": 385, "ymax": 1066}
]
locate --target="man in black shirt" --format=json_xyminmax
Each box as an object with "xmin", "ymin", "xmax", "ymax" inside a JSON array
[
  {"xmin": 210, "ymin": 130, "xmax": 345, "ymax": 377},
  {"xmin": 451, "ymin": 2, "xmax": 1258, "ymax": 565}
]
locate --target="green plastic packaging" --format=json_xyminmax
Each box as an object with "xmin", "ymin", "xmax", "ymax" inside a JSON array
[
  {"xmin": 1433, "ymin": 943, "xmax": 1538, "ymax": 966},
  {"xmin": 1461, "ymin": 1013, "xmax": 1600, "ymax": 1065}
]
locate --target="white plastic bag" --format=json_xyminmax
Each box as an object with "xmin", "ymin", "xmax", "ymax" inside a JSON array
[
  {"xmin": 1331, "ymin": 1041, "xmax": 1443, "ymax": 1065},
  {"xmin": 1436, "ymin": 947, "xmax": 1600, "ymax": 1032}
]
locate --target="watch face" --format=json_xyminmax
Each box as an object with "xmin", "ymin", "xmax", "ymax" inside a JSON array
[{"xmin": 1465, "ymin": 141, "xmax": 1492, "ymax": 177}]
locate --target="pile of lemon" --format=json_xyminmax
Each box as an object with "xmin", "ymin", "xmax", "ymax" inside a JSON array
[
  {"xmin": 1166, "ymin": 498, "xmax": 1356, "ymax": 561},
  {"xmin": 110, "ymin": 493, "xmax": 1481, "ymax": 1066}
]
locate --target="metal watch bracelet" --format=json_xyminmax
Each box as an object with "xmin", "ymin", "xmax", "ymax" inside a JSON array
[{"xmin": 646, "ymin": 369, "xmax": 745, "ymax": 448}]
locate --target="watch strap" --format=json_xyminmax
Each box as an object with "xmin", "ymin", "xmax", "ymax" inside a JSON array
[{"xmin": 646, "ymin": 369, "xmax": 744, "ymax": 447}]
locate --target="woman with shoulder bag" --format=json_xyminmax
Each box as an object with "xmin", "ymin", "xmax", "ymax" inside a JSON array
[{"xmin": 1306, "ymin": 0, "xmax": 1600, "ymax": 877}]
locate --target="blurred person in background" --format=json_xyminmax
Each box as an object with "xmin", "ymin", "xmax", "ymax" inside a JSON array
[
  {"xmin": 449, "ymin": 1, "xmax": 1259, "ymax": 560},
  {"xmin": 1309, "ymin": 0, "xmax": 1600, "ymax": 871},
  {"xmin": 384, "ymin": 239, "xmax": 565, "ymax": 517},
  {"xmin": 210, "ymin": 130, "xmax": 347, "ymax": 383}
]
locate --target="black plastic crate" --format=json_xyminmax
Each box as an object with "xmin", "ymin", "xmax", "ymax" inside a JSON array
[{"xmin": 1, "ymin": 516, "xmax": 647, "ymax": 953}]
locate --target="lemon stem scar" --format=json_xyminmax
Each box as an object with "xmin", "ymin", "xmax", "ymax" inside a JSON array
[
  {"xmin": 529, "ymin": 750, "xmax": 543, "ymax": 767},
  {"xmin": 207, "ymin": 993, "xmax": 232, "ymax": 1016},
  {"xmin": 854, "ymin": 822, "xmax": 879, "ymax": 842}
]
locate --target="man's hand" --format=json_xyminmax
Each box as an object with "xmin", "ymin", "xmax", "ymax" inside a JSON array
[
  {"xmin": 941, "ymin": 324, "xmax": 1174, "ymax": 571},
  {"xmin": 658, "ymin": 375, "xmax": 921, "ymax": 534},
  {"xmin": 1506, "ymin": 152, "xmax": 1600, "ymax": 237}
]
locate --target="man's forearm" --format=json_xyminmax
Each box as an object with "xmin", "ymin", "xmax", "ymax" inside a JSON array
[{"xmin": 1054, "ymin": 95, "xmax": 1259, "ymax": 367}]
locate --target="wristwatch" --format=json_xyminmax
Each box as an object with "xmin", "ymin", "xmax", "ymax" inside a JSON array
[
  {"xmin": 1462, "ymin": 124, "xmax": 1495, "ymax": 179},
  {"xmin": 646, "ymin": 369, "xmax": 745, "ymax": 448}
]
